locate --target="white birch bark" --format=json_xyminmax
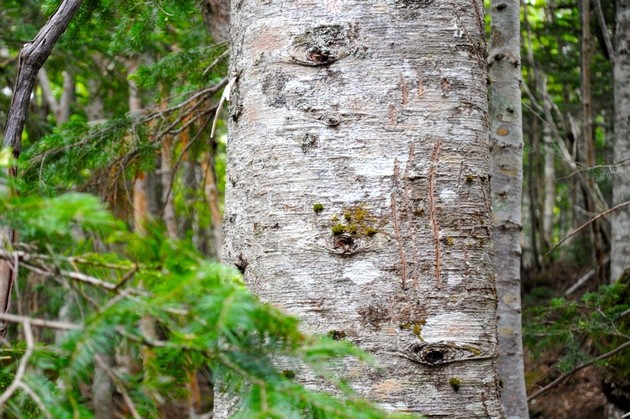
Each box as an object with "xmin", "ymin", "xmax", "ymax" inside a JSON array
[
  {"xmin": 488, "ymin": 1, "xmax": 528, "ymax": 418},
  {"xmin": 221, "ymin": 1, "xmax": 502, "ymax": 416},
  {"xmin": 541, "ymin": 78, "xmax": 555, "ymax": 249},
  {"xmin": 611, "ymin": 0, "xmax": 630, "ymax": 282}
]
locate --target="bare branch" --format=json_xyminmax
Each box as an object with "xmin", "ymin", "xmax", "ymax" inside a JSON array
[
  {"xmin": 0, "ymin": 313, "xmax": 81, "ymax": 330},
  {"xmin": 528, "ymin": 339, "xmax": 630, "ymax": 401},
  {"xmin": 547, "ymin": 201, "xmax": 630, "ymax": 255},
  {"xmin": 0, "ymin": 321, "xmax": 34, "ymax": 405}
]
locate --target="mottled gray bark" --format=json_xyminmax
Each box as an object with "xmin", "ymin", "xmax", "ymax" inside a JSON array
[
  {"xmin": 488, "ymin": 1, "xmax": 528, "ymax": 418},
  {"xmin": 611, "ymin": 0, "xmax": 630, "ymax": 282},
  {"xmin": 221, "ymin": 1, "xmax": 502, "ymax": 417}
]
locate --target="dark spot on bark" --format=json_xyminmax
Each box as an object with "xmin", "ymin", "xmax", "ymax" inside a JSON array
[
  {"xmin": 424, "ymin": 350, "xmax": 444, "ymax": 364},
  {"xmin": 281, "ymin": 370, "xmax": 296, "ymax": 379},
  {"xmin": 440, "ymin": 77, "xmax": 451, "ymax": 96},
  {"xmin": 261, "ymin": 72, "xmax": 289, "ymax": 108},
  {"xmin": 308, "ymin": 47, "xmax": 332, "ymax": 64},
  {"xmin": 290, "ymin": 24, "xmax": 354, "ymax": 66},
  {"xmin": 301, "ymin": 132, "xmax": 318, "ymax": 153},
  {"xmin": 320, "ymin": 113, "xmax": 341, "ymax": 127},
  {"xmin": 357, "ymin": 303, "xmax": 390, "ymax": 330},
  {"xmin": 230, "ymin": 103, "xmax": 242, "ymax": 121},
  {"xmin": 495, "ymin": 2, "xmax": 507, "ymax": 11},
  {"xmin": 235, "ymin": 253, "xmax": 248, "ymax": 274},
  {"xmin": 328, "ymin": 330, "xmax": 347, "ymax": 340},
  {"xmin": 395, "ymin": 0, "xmax": 435, "ymax": 8}
]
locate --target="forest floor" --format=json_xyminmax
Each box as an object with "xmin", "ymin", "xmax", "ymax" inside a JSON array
[{"xmin": 523, "ymin": 261, "xmax": 613, "ymax": 418}]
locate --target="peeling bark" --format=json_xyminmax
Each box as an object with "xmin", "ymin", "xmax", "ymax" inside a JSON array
[{"xmin": 220, "ymin": 1, "xmax": 502, "ymax": 416}]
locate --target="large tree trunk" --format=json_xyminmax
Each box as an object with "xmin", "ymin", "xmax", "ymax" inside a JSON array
[
  {"xmin": 611, "ymin": 0, "xmax": 630, "ymax": 282},
  {"xmin": 488, "ymin": 1, "xmax": 529, "ymax": 418},
  {"xmin": 221, "ymin": 1, "xmax": 502, "ymax": 417}
]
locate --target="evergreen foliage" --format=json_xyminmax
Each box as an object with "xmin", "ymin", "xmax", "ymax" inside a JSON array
[{"xmin": 0, "ymin": 187, "xmax": 408, "ymax": 418}]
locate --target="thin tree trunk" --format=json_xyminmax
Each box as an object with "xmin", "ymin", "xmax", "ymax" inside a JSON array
[
  {"xmin": 201, "ymin": 152, "xmax": 222, "ymax": 259},
  {"xmin": 611, "ymin": 0, "xmax": 630, "ymax": 282},
  {"xmin": 0, "ymin": 0, "xmax": 84, "ymax": 340},
  {"xmin": 200, "ymin": 0, "xmax": 230, "ymax": 44},
  {"xmin": 220, "ymin": 1, "xmax": 502, "ymax": 416},
  {"xmin": 489, "ymin": 1, "xmax": 529, "ymax": 417},
  {"xmin": 541, "ymin": 77, "xmax": 556, "ymax": 249},
  {"xmin": 37, "ymin": 68, "xmax": 74, "ymax": 125},
  {"xmin": 581, "ymin": 0, "xmax": 606, "ymax": 282}
]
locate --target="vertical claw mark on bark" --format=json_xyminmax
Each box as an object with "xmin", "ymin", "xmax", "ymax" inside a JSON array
[
  {"xmin": 428, "ymin": 141, "xmax": 442, "ymax": 288},
  {"xmin": 388, "ymin": 103, "xmax": 397, "ymax": 125},
  {"xmin": 464, "ymin": 248, "xmax": 470, "ymax": 287},
  {"xmin": 479, "ymin": 175, "xmax": 492, "ymax": 216},
  {"xmin": 401, "ymin": 74, "xmax": 409, "ymax": 105},
  {"xmin": 455, "ymin": 161, "xmax": 464, "ymax": 230},
  {"xmin": 391, "ymin": 159, "xmax": 407, "ymax": 290},
  {"xmin": 402, "ymin": 143, "xmax": 420, "ymax": 288},
  {"xmin": 416, "ymin": 70, "xmax": 424, "ymax": 97}
]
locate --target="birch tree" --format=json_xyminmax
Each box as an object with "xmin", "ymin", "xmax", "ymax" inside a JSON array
[
  {"xmin": 488, "ymin": 1, "xmax": 529, "ymax": 417},
  {"xmin": 221, "ymin": 1, "xmax": 502, "ymax": 416},
  {"xmin": 611, "ymin": 0, "xmax": 630, "ymax": 283}
]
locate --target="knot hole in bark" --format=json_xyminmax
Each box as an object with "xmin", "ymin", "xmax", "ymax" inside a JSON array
[
  {"xmin": 401, "ymin": 342, "xmax": 489, "ymax": 366},
  {"xmin": 290, "ymin": 24, "xmax": 353, "ymax": 67},
  {"xmin": 333, "ymin": 233, "xmax": 357, "ymax": 254}
]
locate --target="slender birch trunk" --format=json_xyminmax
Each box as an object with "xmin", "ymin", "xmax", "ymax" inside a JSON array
[
  {"xmin": 611, "ymin": 0, "xmax": 630, "ymax": 283},
  {"xmin": 541, "ymin": 78, "xmax": 555, "ymax": 249},
  {"xmin": 489, "ymin": 1, "xmax": 529, "ymax": 418},
  {"xmin": 221, "ymin": 1, "xmax": 502, "ymax": 416}
]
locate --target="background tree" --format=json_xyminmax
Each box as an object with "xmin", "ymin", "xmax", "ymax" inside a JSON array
[{"xmin": 488, "ymin": 0, "xmax": 529, "ymax": 417}]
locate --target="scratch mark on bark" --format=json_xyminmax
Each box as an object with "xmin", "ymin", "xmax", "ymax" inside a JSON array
[
  {"xmin": 416, "ymin": 70, "xmax": 424, "ymax": 97},
  {"xmin": 402, "ymin": 143, "xmax": 420, "ymax": 288},
  {"xmin": 428, "ymin": 141, "xmax": 442, "ymax": 288},
  {"xmin": 401, "ymin": 74, "xmax": 409, "ymax": 105},
  {"xmin": 388, "ymin": 103, "xmax": 397, "ymax": 125},
  {"xmin": 391, "ymin": 159, "xmax": 407, "ymax": 290}
]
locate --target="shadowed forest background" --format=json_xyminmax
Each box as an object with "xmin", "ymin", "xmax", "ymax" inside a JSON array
[{"xmin": 0, "ymin": 0, "xmax": 628, "ymax": 418}]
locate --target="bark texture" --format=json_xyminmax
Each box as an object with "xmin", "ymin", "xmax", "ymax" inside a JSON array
[
  {"xmin": 221, "ymin": 1, "xmax": 502, "ymax": 416},
  {"xmin": 612, "ymin": 0, "xmax": 630, "ymax": 282},
  {"xmin": 0, "ymin": 0, "xmax": 84, "ymax": 340},
  {"xmin": 488, "ymin": 1, "xmax": 528, "ymax": 418}
]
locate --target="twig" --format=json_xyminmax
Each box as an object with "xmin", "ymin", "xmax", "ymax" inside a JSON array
[
  {"xmin": 593, "ymin": 0, "xmax": 615, "ymax": 63},
  {"xmin": 564, "ymin": 255, "xmax": 610, "ymax": 296},
  {"xmin": 547, "ymin": 200, "xmax": 630, "ymax": 255},
  {"xmin": 210, "ymin": 75, "xmax": 238, "ymax": 139},
  {"xmin": 16, "ymin": 382, "xmax": 52, "ymax": 419},
  {"xmin": 0, "ymin": 321, "xmax": 34, "ymax": 405},
  {"xmin": 0, "ymin": 313, "xmax": 81, "ymax": 330},
  {"xmin": 94, "ymin": 354, "xmax": 142, "ymax": 419},
  {"xmin": 203, "ymin": 49, "xmax": 229, "ymax": 76},
  {"xmin": 528, "ymin": 339, "xmax": 630, "ymax": 401}
]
